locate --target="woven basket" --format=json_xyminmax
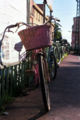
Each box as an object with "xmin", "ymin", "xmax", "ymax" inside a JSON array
[{"xmin": 18, "ymin": 25, "xmax": 53, "ymax": 51}]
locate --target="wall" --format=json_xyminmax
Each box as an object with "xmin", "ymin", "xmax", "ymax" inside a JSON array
[{"xmin": 0, "ymin": 0, "xmax": 27, "ymax": 66}]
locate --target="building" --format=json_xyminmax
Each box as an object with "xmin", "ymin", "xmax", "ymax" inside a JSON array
[
  {"xmin": 29, "ymin": 0, "xmax": 54, "ymax": 35},
  {"xmin": 32, "ymin": 3, "xmax": 44, "ymax": 25},
  {"xmin": 72, "ymin": 17, "xmax": 80, "ymax": 50},
  {"xmin": 29, "ymin": 1, "xmax": 46, "ymax": 25},
  {"xmin": 72, "ymin": 0, "xmax": 80, "ymax": 51}
]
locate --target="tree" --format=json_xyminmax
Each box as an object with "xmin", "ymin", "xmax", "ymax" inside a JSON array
[{"xmin": 53, "ymin": 23, "xmax": 62, "ymax": 42}]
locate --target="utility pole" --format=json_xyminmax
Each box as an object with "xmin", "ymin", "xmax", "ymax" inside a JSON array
[
  {"xmin": 43, "ymin": 0, "xmax": 47, "ymax": 23},
  {"xmin": 27, "ymin": 0, "xmax": 30, "ymax": 24}
]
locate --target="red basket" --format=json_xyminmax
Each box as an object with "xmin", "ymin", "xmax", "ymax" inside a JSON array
[{"xmin": 18, "ymin": 24, "xmax": 53, "ymax": 51}]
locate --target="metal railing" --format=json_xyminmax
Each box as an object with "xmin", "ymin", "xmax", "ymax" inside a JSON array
[{"xmin": 0, "ymin": 56, "xmax": 35, "ymax": 107}]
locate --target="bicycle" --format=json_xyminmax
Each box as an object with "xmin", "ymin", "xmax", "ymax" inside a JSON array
[
  {"xmin": 0, "ymin": 7, "xmax": 60, "ymax": 114},
  {"xmin": 0, "ymin": 21, "xmax": 53, "ymax": 111}
]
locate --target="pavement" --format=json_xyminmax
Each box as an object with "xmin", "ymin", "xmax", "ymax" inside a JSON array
[
  {"xmin": 38, "ymin": 54, "xmax": 80, "ymax": 120},
  {"xmin": 0, "ymin": 54, "xmax": 80, "ymax": 120}
]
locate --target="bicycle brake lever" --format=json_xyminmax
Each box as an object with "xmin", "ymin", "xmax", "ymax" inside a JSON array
[
  {"xmin": 8, "ymin": 29, "xmax": 14, "ymax": 33},
  {"xmin": 15, "ymin": 25, "xmax": 20, "ymax": 33}
]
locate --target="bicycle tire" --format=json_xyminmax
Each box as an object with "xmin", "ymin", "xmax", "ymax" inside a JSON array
[
  {"xmin": 38, "ymin": 54, "xmax": 51, "ymax": 112},
  {"xmin": 48, "ymin": 53, "xmax": 57, "ymax": 80}
]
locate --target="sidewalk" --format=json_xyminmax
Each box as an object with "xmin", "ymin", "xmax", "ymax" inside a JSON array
[
  {"xmin": 0, "ymin": 55, "xmax": 80, "ymax": 120},
  {"xmin": 0, "ymin": 87, "xmax": 45, "ymax": 120},
  {"xmin": 38, "ymin": 55, "xmax": 80, "ymax": 120}
]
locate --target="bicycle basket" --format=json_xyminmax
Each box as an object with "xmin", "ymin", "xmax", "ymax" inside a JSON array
[{"xmin": 18, "ymin": 24, "xmax": 53, "ymax": 51}]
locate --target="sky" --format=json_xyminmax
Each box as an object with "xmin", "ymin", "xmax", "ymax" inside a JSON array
[{"xmin": 34, "ymin": 0, "xmax": 77, "ymax": 44}]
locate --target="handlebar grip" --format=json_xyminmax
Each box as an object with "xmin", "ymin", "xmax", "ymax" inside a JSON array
[
  {"xmin": 7, "ymin": 22, "xmax": 30, "ymax": 29},
  {"xmin": 7, "ymin": 24, "xmax": 18, "ymax": 28}
]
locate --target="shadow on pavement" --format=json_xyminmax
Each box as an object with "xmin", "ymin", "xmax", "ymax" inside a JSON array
[
  {"xmin": 28, "ymin": 110, "xmax": 46, "ymax": 120},
  {"xmin": 49, "ymin": 65, "xmax": 80, "ymax": 109},
  {"xmin": 66, "ymin": 62, "xmax": 80, "ymax": 65}
]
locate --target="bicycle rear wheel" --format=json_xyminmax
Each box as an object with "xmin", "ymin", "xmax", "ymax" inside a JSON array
[
  {"xmin": 48, "ymin": 53, "xmax": 57, "ymax": 80},
  {"xmin": 38, "ymin": 54, "xmax": 50, "ymax": 112}
]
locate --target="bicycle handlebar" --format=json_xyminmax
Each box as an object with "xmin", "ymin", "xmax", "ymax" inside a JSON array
[
  {"xmin": 6, "ymin": 23, "xmax": 19, "ymax": 29},
  {"xmin": 0, "ymin": 22, "xmax": 31, "ymax": 43},
  {"xmin": 0, "ymin": 17, "xmax": 60, "ymax": 43},
  {"xmin": 5, "ymin": 22, "xmax": 30, "ymax": 29}
]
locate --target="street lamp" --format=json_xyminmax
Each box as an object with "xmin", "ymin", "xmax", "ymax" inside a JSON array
[{"xmin": 44, "ymin": 0, "xmax": 47, "ymax": 4}]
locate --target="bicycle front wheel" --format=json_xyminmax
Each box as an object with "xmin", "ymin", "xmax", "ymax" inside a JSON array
[{"xmin": 38, "ymin": 54, "xmax": 50, "ymax": 112}]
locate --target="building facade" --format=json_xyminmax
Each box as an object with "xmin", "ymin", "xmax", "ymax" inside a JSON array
[
  {"xmin": 29, "ymin": 0, "xmax": 54, "ymax": 36},
  {"xmin": 72, "ymin": 0, "xmax": 80, "ymax": 51},
  {"xmin": 29, "ymin": 1, "xmax": 45, "ymax": 25},
  {"xmin": 72, "ymin": 17, "xmax": 80, "ymax": 50}
]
